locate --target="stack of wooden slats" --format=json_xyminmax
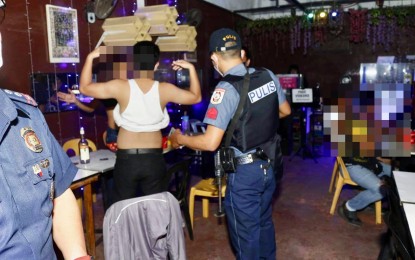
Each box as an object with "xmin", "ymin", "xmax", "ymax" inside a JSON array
[
  {"xmin": 99, "ymin": 5, "xmax": 197, "ymax": 52},
  {"xmin": 102, "ymin": 15, "xmax": 151, "ymax": 46},
  {"xmin": 155, "ymin": 25, "xmax": 197, "ymax": 52}
]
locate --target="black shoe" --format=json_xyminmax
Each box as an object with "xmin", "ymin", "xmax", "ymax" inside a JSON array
[{"xmin": 338, "ymin": 202, "xmax": 362, "ymax": 227}]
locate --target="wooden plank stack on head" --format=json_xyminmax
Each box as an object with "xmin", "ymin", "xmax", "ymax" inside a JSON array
[
  {"xmin": 155, "ymin": 25, "xmax": 197, "ymax": 52},
  {"xmin": 99, "ymin": 5, "xmax": 197, "ymax": 52},
  {"xmin": 134, "ymin": 4, "xmax": 179, "ymax": 36},
  {"xmin": 101, "ymin": 15, "xmax": 151, "ymax": 46}
]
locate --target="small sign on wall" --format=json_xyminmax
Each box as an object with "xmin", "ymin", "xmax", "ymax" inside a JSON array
[
  {"xmin": 292, "ymin": 88, "xmax": 313, "ymax": 103},
  {"xmin": 46, "ymin": 4, "xmax": 80, "ymax": 63}
]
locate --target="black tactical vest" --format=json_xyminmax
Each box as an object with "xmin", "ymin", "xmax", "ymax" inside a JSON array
[{"xmin": 222, "ymin": 68, "xmax": 280, "ymax": 153}]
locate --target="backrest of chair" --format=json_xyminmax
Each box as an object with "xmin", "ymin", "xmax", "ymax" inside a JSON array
[
  {"xmin": 62, "ymin": 138, "xmax": 97, "ymax": 156},
  {"xmin": 337, "ymin": 157, "xmax": 353, "ymax": 181},
  {"xmin": 165, "ymin": 159, "xmax": 191, "ymax": 203},
  {"xmin": 103, "ymin": 192, "xmax": 186, "ymax": 260},
  {"xmin": 102, "ymin": 131, "xmax": 107, "ymax": 146}
]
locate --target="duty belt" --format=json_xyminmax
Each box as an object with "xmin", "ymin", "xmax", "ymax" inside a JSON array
[{"xmin": 235, "ymin": 153, "xmax": 263, "ymax": 165}]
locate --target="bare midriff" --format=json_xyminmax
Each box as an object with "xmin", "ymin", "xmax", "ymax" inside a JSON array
[{"xmin": 117, "ymin": 128, "xmax": 162, "ymax": 149}]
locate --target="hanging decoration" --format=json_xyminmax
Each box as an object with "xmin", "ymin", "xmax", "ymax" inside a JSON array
[
  {"xmin": 238, "ymin": 5, "xmax": 415, "ymax": 56},
  {"xmin": 349, "ymin": 9, "xmax": 367, "ymax": 43},
  {"xmin": 303, "ymin": 24, "xmax": 312, "ymax": 55}
]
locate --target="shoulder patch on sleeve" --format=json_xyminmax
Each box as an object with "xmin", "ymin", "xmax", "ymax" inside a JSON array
[
  {"xmin": 206, "ymin": 107, "xmax": 218, "ymax": 120},
  {"xmin": 210, "ymin": 88, "xmax": 226, "ymax": 104},
  {"xmin": 3, "ymin": 89, "xmax": 38, "ymax": 107}
]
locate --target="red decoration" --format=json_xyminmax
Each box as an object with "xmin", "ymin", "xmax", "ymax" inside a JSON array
[{"xmin": 349, "ymin": 9, "xmax": 368, "ymax": 43}]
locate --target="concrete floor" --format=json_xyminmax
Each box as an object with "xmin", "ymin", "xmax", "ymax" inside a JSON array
[{"xmin": 88, "ymin": 154, "xmax": 387, "ymax": 259}]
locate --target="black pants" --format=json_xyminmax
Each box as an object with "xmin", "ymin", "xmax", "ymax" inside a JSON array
[{"xmin": 112, "ymin": 152, "xmax": 167, "ymax": 204}]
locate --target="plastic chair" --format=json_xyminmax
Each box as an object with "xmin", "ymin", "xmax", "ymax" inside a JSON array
[
  {"xmin": 63, "ymin": 138, "xmax": 97, "ymax": 213},
  {"xmin": 328, "ymin": 157, "xmax": 338, "ymax": 193},
  {"xmin": 189, "ymin": 178, "xmax": 226, "ymax": 229},
  {"xmin": 329, "ymin": 156, "xmax": 382, "ymax": 224},
  {"xmin": 103, "ymin": 131, "xmax": 107, "ymax": 146},
  {"xmin": 165, "ymin": 159, "xmax": 193, "ymax": 240}
]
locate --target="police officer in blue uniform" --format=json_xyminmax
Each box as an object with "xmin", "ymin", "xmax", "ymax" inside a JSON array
[
  {"xmin": 170, "ymin": 28, "xmax": 291, "ymax": 259},
  {"xmin": 0, "ymin": 32, "xmax": 88, "ymax": 260}
]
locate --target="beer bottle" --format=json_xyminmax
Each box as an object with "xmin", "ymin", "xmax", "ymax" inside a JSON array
[{"xmin": 79, "ymin": 127, "xmax": 90, "ymax": 164}]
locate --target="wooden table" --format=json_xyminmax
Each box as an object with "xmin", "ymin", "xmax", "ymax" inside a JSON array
[
  {"xmin": 71, "ymin": 149, "xmax": 116, "ymax": 173},
  {"xmin": 71, "ymin": 169, "xmax": 100, "ymax": 256},
  {"xmin": 70, "ymin": 150, "xmax": 116, "ymax": 257}
]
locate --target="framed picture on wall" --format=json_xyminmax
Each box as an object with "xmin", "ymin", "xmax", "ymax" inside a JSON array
[{"xmin": 46, "ymin": 4, "xmax": 80, "ymax": 63}]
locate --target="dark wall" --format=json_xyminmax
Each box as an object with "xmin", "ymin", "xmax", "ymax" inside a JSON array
[
  {"xmin": 1, "ymin": 0, "xmax": 247, "ymax": 146},
  {"xmin": 3, "ymin": 1, "xmax": 412, "ymax": 145}
]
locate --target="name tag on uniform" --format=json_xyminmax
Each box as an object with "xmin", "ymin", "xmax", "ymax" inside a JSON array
[{"xmin": 248, "ymin": 81, "xmax": 276, "ymax": 103}]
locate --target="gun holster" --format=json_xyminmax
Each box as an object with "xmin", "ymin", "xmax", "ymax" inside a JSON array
[{"xmin": 219, "ymin": 147, "xmax": 236, "ymax": 173}]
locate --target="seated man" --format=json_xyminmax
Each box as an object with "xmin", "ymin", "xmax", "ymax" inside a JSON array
[{"xmin": 338, "ymin": 157, "xmax": 392, "ymax": 226}]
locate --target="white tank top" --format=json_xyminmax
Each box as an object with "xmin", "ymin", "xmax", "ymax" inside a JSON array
[{"xmin": 113, "ymin": 79, "xmax": 170, "ymax": 132}]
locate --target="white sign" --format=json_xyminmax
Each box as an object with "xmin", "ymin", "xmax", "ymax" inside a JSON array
[{"xmin": 292, "ymin": 88, "xmax": 313, "ymax": 103}]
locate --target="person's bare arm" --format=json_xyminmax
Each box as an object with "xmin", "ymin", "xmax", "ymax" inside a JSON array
[
  {"xmin": 377, "ymin": 157, "xmax": 392, "ymax": 165},
  {"xmin": 52, "ymin": 188, "xmax": 87, "ymax": 260},
  {"xmin": 279, "ymin": 100, "xmax": 291, "ymax": 118},
  {"xmin": 50, "ymin": 94, "xmax": 59, "ymax": 105},
  {"xmin": 162, "ymin": 60, "xmax": 201, "ymax": 105},
  {"xmin": 170, "ymin": 125, "xmax": 224, "ymax": 151},
  {"xmin": 79, "ymin": 48, "xmax": 124, "ymax": 100},
  {"xmin": 57, "ymin": 90, "xmax": 95, "ymax": 113}
]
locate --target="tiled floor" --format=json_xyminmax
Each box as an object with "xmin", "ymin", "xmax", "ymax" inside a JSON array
[{"xmin": 87, "ymin": 154, "xmax": 387, "ymax": 259}]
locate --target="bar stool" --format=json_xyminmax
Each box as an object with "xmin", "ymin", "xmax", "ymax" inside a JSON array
[{"xmin": 189, "ymin": 178, "xmax": 226, "ymax": 229}]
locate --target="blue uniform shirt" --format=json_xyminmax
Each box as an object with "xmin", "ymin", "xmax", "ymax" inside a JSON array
[
  {"xmin": 0, "ymin": 89, "xmax": 78, "ymax": 259},
  {"xmin": 203, "ymin": 64, "xmax": 286, "ymax": 155}
]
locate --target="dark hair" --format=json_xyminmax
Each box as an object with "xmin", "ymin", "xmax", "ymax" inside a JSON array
[
  {"xmin": 288, "ymin": 64, "xmax": 300, "ymax": 74},
  {"xmin": 133, "ymin": 41, "xmax": 160, "ymax": 70},
  {"xmin": 242, "ymin": 46, "xmax": 251, "ymax": 60}
]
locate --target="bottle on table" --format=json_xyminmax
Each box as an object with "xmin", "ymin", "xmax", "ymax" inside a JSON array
[{"xmin": 79, "ymin": 127, "xmax": 90, "ymax": 164}]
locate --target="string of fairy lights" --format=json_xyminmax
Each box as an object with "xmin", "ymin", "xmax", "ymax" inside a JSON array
[{"xmin": 304, "ymin": 8, "xmax": 340, "ymax": 23}]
